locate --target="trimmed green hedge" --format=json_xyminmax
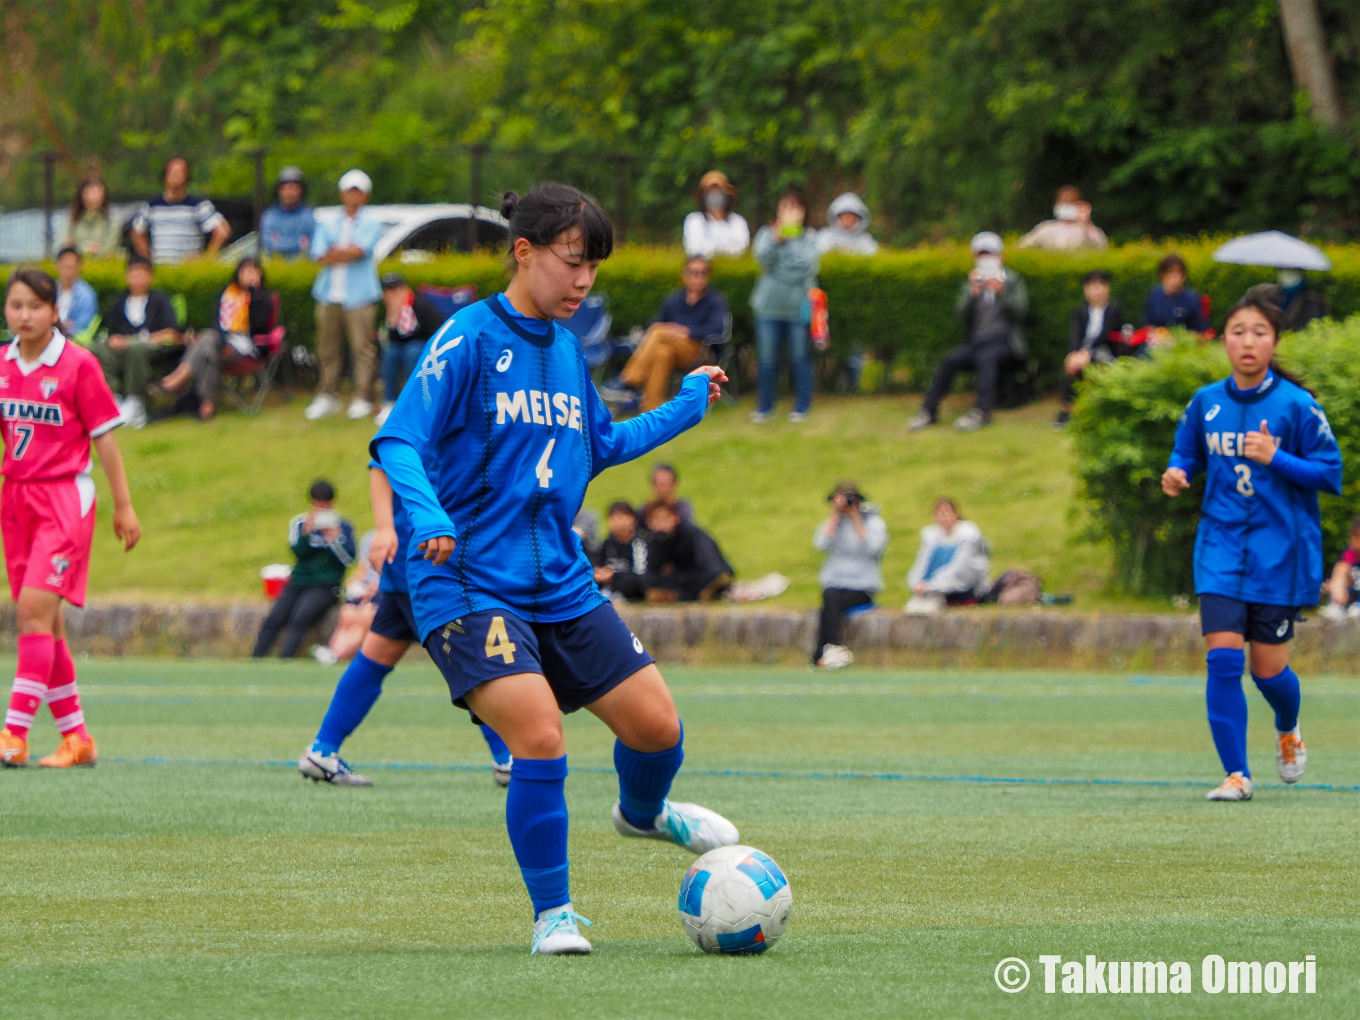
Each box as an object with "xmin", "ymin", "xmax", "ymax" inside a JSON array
[
  {"xmin": 25, "ymin": 238, "xmax": 1360, "ymax": 390},
  {"xmin": 1070, "ymin": 318, "xmax": 1360, "ymax": 599}
]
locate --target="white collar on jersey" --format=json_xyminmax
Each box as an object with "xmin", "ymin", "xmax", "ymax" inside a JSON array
[{"xmin": 5, "ymin": 329, "xmax": 67, "ymax": 376}]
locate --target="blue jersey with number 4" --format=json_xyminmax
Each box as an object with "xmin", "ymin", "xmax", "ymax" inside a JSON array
[
  {"xmin": 1167, "ymin": 371, "xmax": 1342, "ymax": 606},
  {"xmin": 372, "ymin": 294, "xmax": 710, "ymax": 638}
]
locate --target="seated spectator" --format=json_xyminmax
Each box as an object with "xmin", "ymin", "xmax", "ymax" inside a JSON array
[
  {"xmin": 62, "ymin": 175, "xmax": 123, "ymax": 259},
  {"xmin": 641, "ymin": 500, "xmax": 733, "ymax": 602},
  {"xmin": 909, "ymin": 232, "xmax": 1029, "ymax": 433},
  {"xmin": 1143, "ymin": 253, "xmax": 1207, "ymax": 334},
  {"xmin": 253, "ymin": 480, "xmax": 356, "ymax": 659},
  {"xmin": 92, "ymin": 254, "xmax": 182, "ymax": 429},
  {"xmin": 813, "ymin": 481, "xmax": 889, "ymax": 670},
  {"xmin": 905, "ymin": 498, "xmax": 991, "ymax": 613},
  {"xmin": 816, "ymin": 193, "xmax": 879, "ymax": 256},
  {"xmin": 1017, "ymin": 185, "xmax": 1108, "ymax": 251},
  {"xmin": 601, "ymin": 258, "xmax": 729, "ymax": 411},
  {"xmin": 315, "ymin": 529, "xmax": 381, "ymax": 664},
  {"xmin": 639, "ymin": 462, "xmax": 695, "ymax": 524},
  {"xmin": 54, "ymin": 247, "xmax": 98, "ymax": 338},
  {"xmin": 683, "ymin": 171, "xmax": 750, "ymax": 258},
  {"xmin": 130, "ymin": 156, "xmax": 230, "ymax": 264},
  {"xmin": 1321, "ymin": 515, "xmax": 1360, "ymax": 621},
  {"xmin": 157, "ymin": 256, "xmax": 275, "ymax": 420},
  {"xmin": 573, "ymin": 507, "xmax": 602, "ymax": 559},
  {"xmin": 1054, "ymin": 269, "xmax": 1128, "ymax": 429},
  {"xmin": 375, "ymin": 273, "xmax": 447, "ymax": 426},
  {"xmin": 593, "ymin": 502, "xmax": 648, "ymax": 602},
  {"xmin": 259, "ymin": 166, "xmax": 316, "ymax": 259}
]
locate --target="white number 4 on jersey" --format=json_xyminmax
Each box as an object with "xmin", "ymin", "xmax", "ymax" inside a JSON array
[{"xmin": 536, "ymin": 438, "xmax": 556, "ymax": 489}]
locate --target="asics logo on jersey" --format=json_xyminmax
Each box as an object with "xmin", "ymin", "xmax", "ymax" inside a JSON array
[
  {"xmin": 0, "ymin": 399, "xmax": 64, "ymax": 425},
  {"xmin": 1276, "ymin": 618, "xmax": 1290, "ymax": 638},
  {"xmin": 1204, "ymin": 404, "xmax": 1221, "ymax": 421},
  {"xmin": 417, "ymin": 333, "xmax": 464, "ymax": 405},
  {"xmin": 496, "ymin": 350, "xmax": 513, "ymax": 372},
  {"xmin": 496, "ymin": 390, "xmax": 585, "ymax": 432}
]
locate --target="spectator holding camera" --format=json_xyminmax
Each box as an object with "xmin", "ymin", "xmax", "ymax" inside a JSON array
[
  {"xmin": 905, "ymin": 498, "xmax": 991, "ymax": 614},
  {"xmin": 593, "ymin": 502, "xmax": 649, "ymax": 602},
  {"xmin": 1054, "ymin": 269, "xmax": 1128, "ymax": 430},
  {"xmin": 813, "ymin": 481, "xmax": 889, "ymax": 670}
]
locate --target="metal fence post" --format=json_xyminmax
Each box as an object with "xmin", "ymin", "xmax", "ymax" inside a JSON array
[
  {"xmin": 468, "ymin": 145, "xmax": 485, "ymax": 251},
  {"xmin": 613, "ymin": 154, "xmax": 630, "ymax": 244},
  {"xmin": 253, "ymin": 147, "xmax": 267, "ymax": 234},
  {"xmin": 42, "ymin": 151, "xmax": 58, "ymax": 259}
]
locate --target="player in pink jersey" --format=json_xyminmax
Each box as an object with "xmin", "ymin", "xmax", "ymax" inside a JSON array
[{"xmin": 0, "ymin": 269, "xmax": 140, "ymax": 768}]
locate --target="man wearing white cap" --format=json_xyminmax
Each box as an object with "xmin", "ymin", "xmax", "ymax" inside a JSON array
[
  {"xmin": 908, "ymin": 231, "xmax": 1029, "ymax": 433},
  {"xmin": 305, "ymin": 169, "xmax": 383, "ymax": 421}
]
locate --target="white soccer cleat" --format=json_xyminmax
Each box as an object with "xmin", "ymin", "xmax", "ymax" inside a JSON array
[
  {"xmin": 1276, "ymin": 729, "xmax": 1307, "ymax": 784},
  {"xmin": 298, "ymin": 745, "xmax": 373, "ymax": 786},
  {"xmin": 493, "ymin": 758, "xmax": 512, "ymax": 788},
  {"xmin": 1205, "ymin": 771, "xmax": 1253, "ymax": 801},
  {"xmin": 531, "ymin": 905, "xmax": 592, "ymax": 955},
  {"xmin": 816, "ymin": 644, "xmax": 853, "ymax": 670},
  {"xmin": 612, "ymin": 799, "xmax": 740, "ymax": 854}
]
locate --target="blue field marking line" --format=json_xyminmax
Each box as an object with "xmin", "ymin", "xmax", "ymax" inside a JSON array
[{"xmin": 105, "ymin": 756, "xmax": 1360, "ymax": 792}]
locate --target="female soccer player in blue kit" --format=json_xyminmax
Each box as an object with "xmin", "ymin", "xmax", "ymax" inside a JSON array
[
  {"xmin": 1162, "ymin": 294, "xmax": 1342, "ymax": 801},
  {"xmin": 372, "ymin": 184, "xmax": 734, "ymax": 954}
]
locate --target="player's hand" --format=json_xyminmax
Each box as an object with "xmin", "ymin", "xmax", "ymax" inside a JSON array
[
  {"xmin": 1161, "ymin": 466, "xmax": 1190, "ymax": 497},
  {"xmin": 686, "ymin": 364, "xmax": 728, "ymax": 405},
  {"xmin": 113, "ymin": 504, "xmax": 141, "ymax": 552},
  {"xmin": 369, "ymin": 525, "xmax": 399, "ymax": 570},
  {"xmin": 419, "ymin": 535, "xmax": 456, "ymax": 566},
  {"xmin": 1243, "ymin": 420, "xmax": 1277, "ymax": 465}
]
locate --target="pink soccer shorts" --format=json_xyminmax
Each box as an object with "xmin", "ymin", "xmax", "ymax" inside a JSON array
[{"xmin": 1, "ymin": 479, "xmax": 95, "ymax": 606}]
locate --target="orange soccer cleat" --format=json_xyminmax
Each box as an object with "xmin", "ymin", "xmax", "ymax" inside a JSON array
[
  {"xmin": 0, "ymin": 727, "xmax": 29, "ymax": 767},
  {"xmin": 37, "ymin": 732, "xmax": 97, "ymax": 769}
]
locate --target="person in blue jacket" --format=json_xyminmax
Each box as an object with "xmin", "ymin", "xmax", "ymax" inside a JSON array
[
  {"xmin": 1162, "ymin": 293, "xmax": 1342, "ymax": 802},
  {"xmin": 370, "ymin": 183, "xmax": 737, "ymax": 956}
]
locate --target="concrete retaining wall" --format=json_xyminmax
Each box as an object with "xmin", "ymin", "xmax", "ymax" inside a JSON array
[{"xmin": 0, "ymin": 602, "xmax": 1356, "ymax": 673}]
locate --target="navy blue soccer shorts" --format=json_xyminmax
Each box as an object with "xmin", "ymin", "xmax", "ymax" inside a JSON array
[
  {"xmin": 1199, "ymin": 593, "xmax": 1300, "ymax": 645},
  {"xmin": 424, "ymin": 601, "xmax": 655, "ymax": 714},
  {"xmin": 369, "ymin": 590, "xmax": 420, "ymax": 644}
]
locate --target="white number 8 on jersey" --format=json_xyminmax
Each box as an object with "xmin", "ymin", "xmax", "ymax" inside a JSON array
[{"xmin": 1234, "ymin": 463, "xmax": 1255, "ymax": 497}]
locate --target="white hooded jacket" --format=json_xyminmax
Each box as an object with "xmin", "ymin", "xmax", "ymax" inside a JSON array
[
  {"xmin": 817, "ymin": 192, "xmax": 879, "ymax": 256},
  {"xmin": 906, "ymin": 520, "xmax": 991, "ymax": 596}
]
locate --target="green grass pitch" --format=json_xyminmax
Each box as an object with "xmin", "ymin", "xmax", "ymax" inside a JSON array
[{"xmin": 2, "ymin": 658, "xmax": 1357, "ymax": 1019}]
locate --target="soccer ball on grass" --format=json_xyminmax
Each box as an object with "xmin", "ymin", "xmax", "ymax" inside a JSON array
[{"xmin": 678, "ymin": 845, "xmax": 792, "ymax": 954}]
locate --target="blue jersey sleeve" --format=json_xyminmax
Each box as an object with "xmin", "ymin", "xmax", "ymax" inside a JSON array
[
  {"xmin": 588, "ymin": 372, "xmax": 709, "ymax": 477},
  {"xmin": 1266, "ymin": 400, "xmax": 1343, "ymax": 494},
  {"xmin": 1168, "ymin": 393, "xmax": 1205, "ymax": 478}
]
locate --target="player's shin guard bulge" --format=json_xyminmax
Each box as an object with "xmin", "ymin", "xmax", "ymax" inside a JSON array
[{"xmin": 506, "ymin": 756, "xmax": 572, "ymax": 919}]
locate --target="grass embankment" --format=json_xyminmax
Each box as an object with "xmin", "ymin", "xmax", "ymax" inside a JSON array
[{"xmin": 69, "ymin": 393, "xmax": 1143, "ymax": 610}]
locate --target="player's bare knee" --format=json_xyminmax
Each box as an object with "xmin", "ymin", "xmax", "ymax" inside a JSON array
[
  {"xmin": 516, "ymin": 719, "xmax": 566, "ymax": 759},
  {"xmin": 361, "ymin": 632, "xmax": 407, "ymax": 667},
  {"xmin": 625, "ymin": 711, "xmax": 681, "ymax": 754}
]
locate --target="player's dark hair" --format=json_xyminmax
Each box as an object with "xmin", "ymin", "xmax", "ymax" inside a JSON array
[
  {"xmin": 500, "ymin": 183, "xmax": 613, "ymax": 263},
  {"xmin": 310, "ymin": 479, "xmax": 336, "ymax": 502},
  {"xmin": 608, "ymin": 500, "xmax": 636, "ymax": 518},
  {"xmin": 1157, "ymin": 253, "xmax": 1187, "ymax": 278},
  {"xmin": 232, "ymin": 256, "xmax": 264, "ymax": 290},
  {"xmin": 5, "ymin": 268, "xmax": 58, "ymax": 306},
  {"xmin": 1222, "ymin": 293, "xmax": 1314, "ymax": 395}
]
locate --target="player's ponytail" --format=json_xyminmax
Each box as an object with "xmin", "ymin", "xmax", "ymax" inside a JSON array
[
  {"xmin": 1223, "ymin": 291, "xmax": 1314, "ymax": 396},
  {"xmin": 4, "ymin": 268, "xmax": 58, "ymax": 306},
  {"xmin": 500, "ymin": 183, "xmax": 614, "ymax": 264}
]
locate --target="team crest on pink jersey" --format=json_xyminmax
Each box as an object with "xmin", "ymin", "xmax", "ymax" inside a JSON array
[
  {"xmin": 39, "ymin": 377, "xmax": 59, "ymax": 399},
  {"xmin": 50, "ymin": 555, "xmax": 70, "ymax": 576}
]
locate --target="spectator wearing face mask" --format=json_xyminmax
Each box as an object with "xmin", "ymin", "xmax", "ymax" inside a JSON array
[
  {"xmin": 1273, "ymin": 269, "xmax": 1329, "ymax": 332},
  {"xmin": 683, "ymin": 171, "xmax": 751, "ymax": 258},
  {"xmin": 816, "ymin": 193, "xmax": 879, "ymax": 256},
  {"xmin": 1017, "ymin": 185, "xmax": 1108, "ymax": 251}
]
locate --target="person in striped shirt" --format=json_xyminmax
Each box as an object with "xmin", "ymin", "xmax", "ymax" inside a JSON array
[{"xmin": 130, "ymin": 157, "xmax": 231, "ymax": 264}]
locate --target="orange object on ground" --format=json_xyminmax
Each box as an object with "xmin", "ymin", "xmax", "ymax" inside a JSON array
[{"xmin": 37, "ymin": 731, "xmax": 97, "ymax": 768}]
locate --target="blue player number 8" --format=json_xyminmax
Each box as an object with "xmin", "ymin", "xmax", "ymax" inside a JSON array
[
  {"xmin": 1234, "ymin": 464, "xmax": 1255, "ymax": 497},
  {"xmin": 485, "ymin": 615, "xmax": 517, "ymax": 664}
]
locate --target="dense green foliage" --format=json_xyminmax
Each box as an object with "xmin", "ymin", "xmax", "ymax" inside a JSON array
[
  {"xmin": 1071, "ymin": 320, "xmax": 1360, "ymax": 597},
  {"xmin": 6, "ymin": 1, "xmax": 1360, "ymax": 241}
]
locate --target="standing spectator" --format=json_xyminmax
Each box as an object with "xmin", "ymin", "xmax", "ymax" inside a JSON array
[
  {"xmin": 905, "ymin": 498, "xmax": 991, "ymax": 612},
  {"xmin": 375, "ymin": 273, "xmax": 446, "ymax": 426},
  {"xmin": 816, "ymin": 193, "xmax": 879, "ymax": 256},
  {"xmin": 259, "ymin": 166, "xmax": 316, "ymax": 259},
  {"xmin": 593, "ymin": 501, "xmax": 648, "ymax": 602},
  {"xmin": 1017, "ymin": 185, "xmax": 1108, "ymax": 251},
  {"xmin": 252, "ymin": 480, "xmax": 356, "ymax": 659},
  {"xmin": 1274, "ymin": 269, "xmax": 1330, "ymax": 332},
  {"xmin": 813, "ymin": 481, "xmax": 889, "ymax": 670},
  {"xmin": 1054, "ymin": 269, "xmax": 1127, "ymax": 429},
  {"xmin": 682, "ymin": 171, "xmax": 750, "ymax": 258},
  {"xmin": 750, "ymin": 186, "xmax": 820, "ymax": 424},
  {"xmin": 130, "ymin": 156, "xmax": 230, "ymax": 264},
  {"xmin": 92, "ymin": 254, "xmax": 182, "ymax": 428},
  {"xmin": 601, "ymin": 257, "xmax": 729, "ymax": 411},
  {"xmin": 639, "ymin": 462, "xmax": 695, "ymax": 524},
  {"xmin": 305, "ymin": 169, "xmax": 382, "ymax": 421},
  {"xmin": 909, "ymin": 232, "xmax": 1029, "ymax": 433},
  {"xmin": 1142, "ymin": 253, "xmax": 1208, "ymax": 333},
  {"xmin": 157, "ymin": 256, "xmax": 276, "ymax": 420},
  {"xmin": 61, "ymin": 175, "xmax": 123, "ymax": 259},
  {"xmin": 53, "ymin": 248, "xmax": 98, "ymax": 338}
]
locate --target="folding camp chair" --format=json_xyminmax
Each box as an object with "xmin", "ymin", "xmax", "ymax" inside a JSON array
[{"xmin": 222, "ymin": 292, "xmax": 287, "ymax": 415}]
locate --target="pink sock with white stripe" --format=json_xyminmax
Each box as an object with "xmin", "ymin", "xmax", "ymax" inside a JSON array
[
  {"xmin": 5, "ymin": 633, "xmax": 54, "ymax": 738},
  {"xmin": 45, "ymin": 639, "xmax": 89, "ymax": 740}
]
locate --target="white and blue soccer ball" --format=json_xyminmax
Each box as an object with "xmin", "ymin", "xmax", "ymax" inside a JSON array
[{"xmin": 679, "ymin": 844, "xmax": 792, "ymax": 954}]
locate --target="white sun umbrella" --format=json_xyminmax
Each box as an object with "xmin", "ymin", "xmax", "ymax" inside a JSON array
[{"xmin": 1211, "ymin": 230, "xmax": 1331, "ymax": 271}]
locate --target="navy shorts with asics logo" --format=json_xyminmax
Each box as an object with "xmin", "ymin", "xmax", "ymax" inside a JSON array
[
  {"xmin": 1199, "ymin": 593, "xmax": 1300, "ymax": 645},
  {"xmin": 369, "ymin": 590, "xmax": 420, "ymax": 644},
  {"xmin": 425, "ymin": 601, "xmax": 654, "ymax": 714}
]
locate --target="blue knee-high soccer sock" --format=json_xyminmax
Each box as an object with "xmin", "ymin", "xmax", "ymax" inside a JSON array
[
  {"xmin": 480, "ymin": 724, "xmax": 511, "ymax": 766},
  {"xmin": 614, "ymin": 722, "xmax": 685, "ymax": 830},
  {"xmin": 1205, "ymin": 648, "xmax": 1249, "ymax": 777},
  {"xmin": 506, "ymin": 756, "xmax": 570, "ymax": 917},
  {"xmin": 312, "ymin": 652, "xmax": 393, "ymax": 755},
  {"xmin": 1252, "ymin": 666, "xmax": 1301, "ymax": 733}
]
